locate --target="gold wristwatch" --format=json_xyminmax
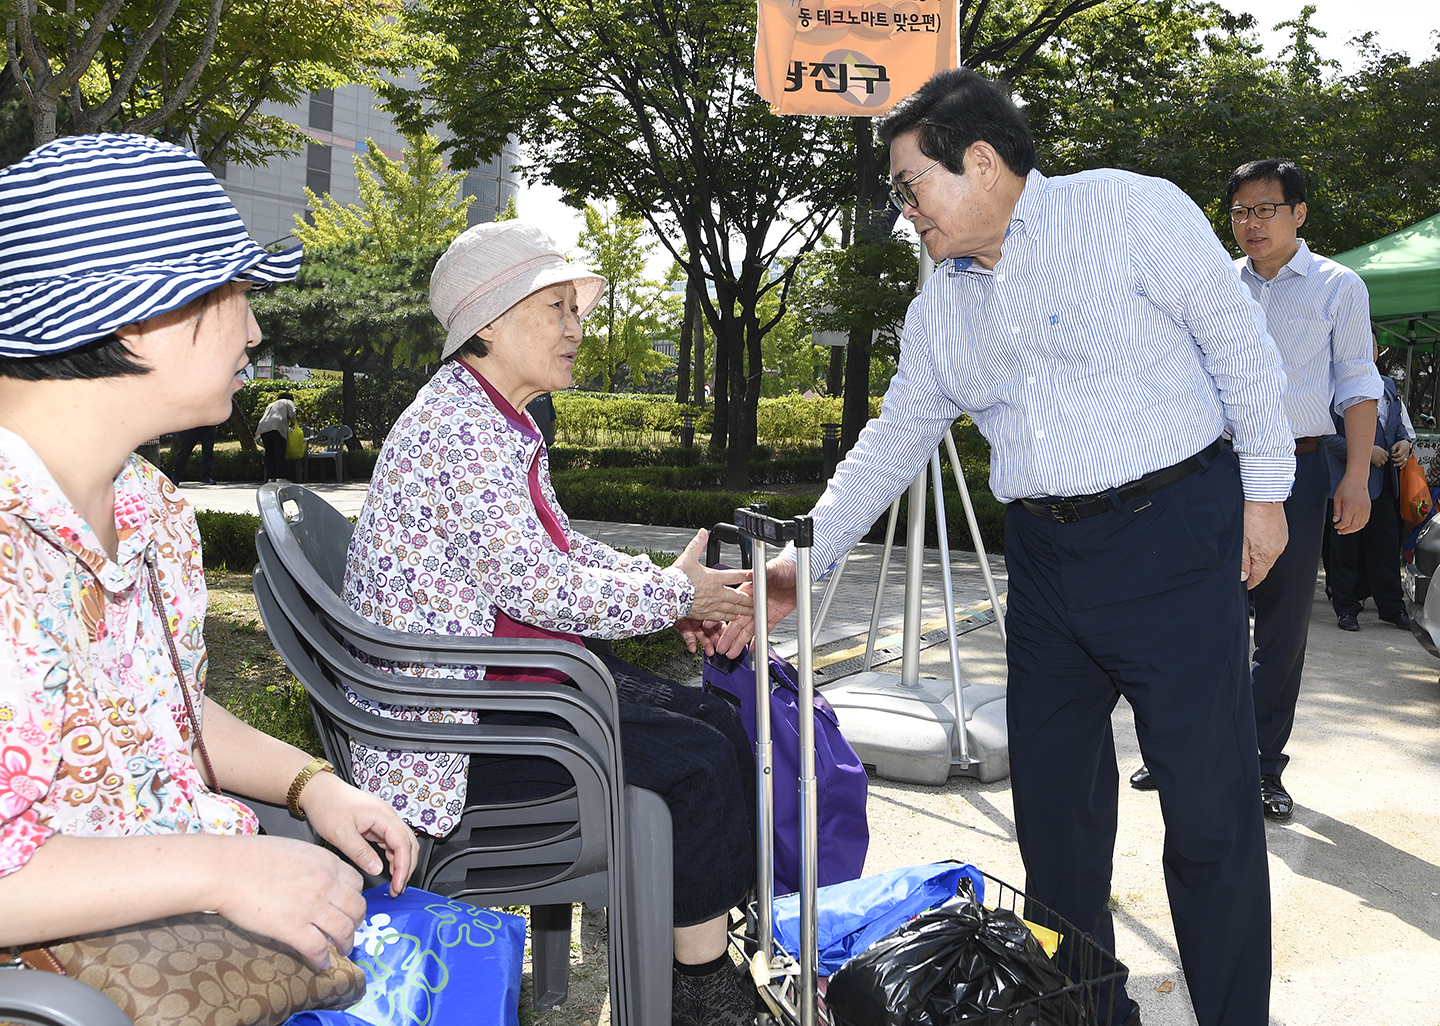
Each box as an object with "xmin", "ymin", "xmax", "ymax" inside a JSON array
[{"xmin": 286, "ymin": 757, "xmax": 335, "ymax": 819}]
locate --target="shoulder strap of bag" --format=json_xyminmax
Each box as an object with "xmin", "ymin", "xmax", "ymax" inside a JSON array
[{"xmin": 144, "ymin": 546, "xmax": 221, "ymax": 794}]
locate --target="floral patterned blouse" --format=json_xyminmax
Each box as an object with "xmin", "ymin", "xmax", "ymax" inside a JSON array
[
  {"xmin": 342, "ymin": 363, "xmax": 694, "ymax": 836},
  {"xmin": 0, "ymin": 427, "xmax": 256, "ymax": 878}
]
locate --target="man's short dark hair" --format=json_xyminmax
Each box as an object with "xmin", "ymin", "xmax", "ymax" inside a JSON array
[
  {"xmin": 444, "ymin": 335, "xmax": 489, "ymax": 363},
  {"xmin": 876, "ymin": 68, "xmax": 1036, "ymax": 177},
  {"xmin": 0, "ymin": 334, "xmax": 149, "ymax": 380},
  {"xmin": 1225, "ymin": 159, "xmax": 1307, "ymax": 209}
]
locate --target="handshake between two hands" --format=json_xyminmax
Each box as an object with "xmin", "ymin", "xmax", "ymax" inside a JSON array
[{"xmin": 670, "ymin": 528, "xmax": 801, "ymax": 661}]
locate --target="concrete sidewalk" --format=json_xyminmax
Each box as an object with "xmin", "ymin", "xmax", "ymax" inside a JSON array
[{"xmin": 192, "ymin": 481, "xmax": 1439, "ymax": 1024}]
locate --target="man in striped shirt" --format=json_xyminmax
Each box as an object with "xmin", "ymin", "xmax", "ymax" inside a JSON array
[
  {"xmin": 1131, "ymin": 161, "xmax": 1381, "ymax": 816},
  {"xmin": 739, "ymin": 70, "xmax": 1292, "ymax": 1026}
]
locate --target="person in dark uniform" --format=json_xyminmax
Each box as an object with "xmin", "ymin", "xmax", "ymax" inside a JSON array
[{"xmin": 1326, "ymin": 345, "xmax": 1413, "ymax": 631}]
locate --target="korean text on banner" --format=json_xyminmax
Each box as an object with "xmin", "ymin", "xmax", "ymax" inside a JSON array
[{"xmin": 755, "ymin": 0, "xmax": 959, "ymax": 117}]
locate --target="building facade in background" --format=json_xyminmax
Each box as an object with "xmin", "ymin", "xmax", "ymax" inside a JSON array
[{"xmin": 218, "ymin": 82, "xmax": 520, "ymax": 250}]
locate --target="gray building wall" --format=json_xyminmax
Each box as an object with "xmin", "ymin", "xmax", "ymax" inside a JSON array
[{"xmin": 219, "ymin": 81, "xmax": 520, "ymax": 250}]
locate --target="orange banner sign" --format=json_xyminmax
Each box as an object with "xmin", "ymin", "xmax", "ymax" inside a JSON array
[{"xmin": 755, "ymin": 0, "xmax": 958, "ymax": 117}]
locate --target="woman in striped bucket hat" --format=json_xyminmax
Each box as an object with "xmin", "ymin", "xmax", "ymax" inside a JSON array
[{"xmin": 0, "ymin": 135, "xmax": 418, "ymax": 981}]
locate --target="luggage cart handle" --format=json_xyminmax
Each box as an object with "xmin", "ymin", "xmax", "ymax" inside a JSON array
[{"xmin": 734, "ymin": 508, "xmax": 814, "ymax": 548}]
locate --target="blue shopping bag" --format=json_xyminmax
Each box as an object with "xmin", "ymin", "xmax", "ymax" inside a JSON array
[
  {"xmin": 772, "ymin": 861, "xmax": 984, "ymax": 976},
  {"xmin": 285, "ymin": 886, "xmax": 526, "ymax": 1026}
]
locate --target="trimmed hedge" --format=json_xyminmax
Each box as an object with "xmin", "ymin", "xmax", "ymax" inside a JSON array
[
  {"xmin": 160, "ymin": 443, "xmax": 378, "ymax": 484},
  {"xmin": 195, "ymin": 510, "xmax": 261, "ymax": 571},
  {"xmin": 553, "ymin": 456, "xmax": 824, "ymax": 493},
  {"xmin": 549, "ymin": 392, "xmax": 886, "ymax": 451}
]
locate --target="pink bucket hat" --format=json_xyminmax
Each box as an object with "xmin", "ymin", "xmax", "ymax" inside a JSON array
[{"xmin": 430, "ymin": 220, "xmax": 605, "ymax": 359}]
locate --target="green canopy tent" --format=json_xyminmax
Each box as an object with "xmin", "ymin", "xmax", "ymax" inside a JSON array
[{"xmin": 1332, "ymin": 213, "xmax": 1440, "ymax": 413}]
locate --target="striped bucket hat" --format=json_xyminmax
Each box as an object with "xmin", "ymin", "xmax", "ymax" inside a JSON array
[{"xmin": 0, "ymin": 133, "xmax": 303, "ymax": 358}]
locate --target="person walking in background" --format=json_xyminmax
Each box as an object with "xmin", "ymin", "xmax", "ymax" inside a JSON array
[
  {"xmin": 170, "ymin": 416, "xmax": 223, "ymax": 484},
  {"xmin": 1130, "ymin": 159, "xmax": 1382, "ymax": 826},
  {"xmin": 255, "ymin": 390, "xmax": 297, "ymax": 482},
  {"xmin": 1326, "ymin": 340, "xmax": 1414, "ymax": 631}
]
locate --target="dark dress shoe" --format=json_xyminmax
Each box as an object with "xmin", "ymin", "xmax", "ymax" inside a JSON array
[
  {"xmin": 1337, "ymin": 614, "xmax": 1359, "ymax": 632},
  {"xmin": 1128, "ymin": 765, "xmax": 1157, "ymax": 791},
  {"xmin": 1260, "ymin": 773, "xmax": 1293, "ymax": 821},
  {"xmin": 1381, "ymin": 611, "xmax": 1411, "ymax": 630}
]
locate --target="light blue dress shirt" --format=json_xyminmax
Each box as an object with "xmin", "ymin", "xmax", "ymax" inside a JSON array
[
  {"xmin": 804, "ymin": 168, "xmax": 1296, "ymax": 577},
  {"xmin": 1235, "ymin": 238, "xmax": 1382, "ymax": 438}
]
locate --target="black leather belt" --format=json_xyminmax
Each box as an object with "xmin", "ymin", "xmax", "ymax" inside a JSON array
[{"xmin": 1019, "ymin": 438, "xmax": 1225, "ymax": 524}]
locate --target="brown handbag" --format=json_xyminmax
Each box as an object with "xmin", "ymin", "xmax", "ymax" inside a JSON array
[
  {"xmin": 16, "ymin": 919, "xmax": 365, "ymax": 1026},
  {"xmin": 8, "ymin": 556, "xmax": 365, "ymax": 1025}
]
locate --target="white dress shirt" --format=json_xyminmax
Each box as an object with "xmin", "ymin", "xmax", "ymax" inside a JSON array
[
  {"xmin": 1236, "ymin": 239, "xmax": 1382, "ymax": 438},
  {"xmin": 803, "ymin": 167, "xmax": 1295, "ymax": 577}
]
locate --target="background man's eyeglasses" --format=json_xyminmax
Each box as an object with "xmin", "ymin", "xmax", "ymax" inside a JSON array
[
  {"xmin": 1229, "ymin": 202, "xmax": 1298, "ymax": 222},
  {"xmin": 889, "ymin": 160, "xmax": 941, "ymax": 211}
]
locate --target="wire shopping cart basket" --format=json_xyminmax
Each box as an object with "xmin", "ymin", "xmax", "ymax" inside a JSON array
[{"xmin": 731, "ymin": 506, "xmax": 1130, "ymax": 1026}]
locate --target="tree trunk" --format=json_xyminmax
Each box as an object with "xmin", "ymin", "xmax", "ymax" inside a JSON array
[
  {"xmin": 230, "ymin": 400, "xmax": 257, "ymax": 451},
  {"xmin": 827, "ymin": 345, "xmax": 845, "ymax": 397},
  {"xmin": 676, "ymin": 281, "xmax": 695, "ymax": 404},
  {"xmin": 31, "ymin": 94, "xmax": 57, "ymax": 146},
  {"xmin": 711, "ymin": 308, "xmax": 730, "ymax": 453},
  {"xmin": 841, "ymin": 116, "xmax": 883, "ymax": 454},
  {"xmin": 840, "ymin": 327, "xmax": 872, "ymax": 453},
  {"xmin": 723, "ymin": 319, "xmax": 747, "ymax": 487},
  {"xmin": 342, "ymin": 368, "xmax": 360, "ymax": 448},
  {"xmin": 692, "ymin": 297, "xmax": 706, "ymax": 407}
]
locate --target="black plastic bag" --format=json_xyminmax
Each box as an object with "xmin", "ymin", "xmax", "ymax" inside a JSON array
[{"xmin": 825, "ymin": 881, "xmax": 1085, "ymax": 1026}]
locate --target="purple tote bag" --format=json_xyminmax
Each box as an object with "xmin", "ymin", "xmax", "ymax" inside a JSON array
[{"xmin": 703, "ymin": 645, "xmax": 869, "ymax": 897}]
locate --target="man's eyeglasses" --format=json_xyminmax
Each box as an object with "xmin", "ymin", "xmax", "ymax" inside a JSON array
[
  {"xmin": 889, "ymin": 160, "xmax": 941, "ymax": 211},
  {"xmin": 1229, "ymin": 202, "xmax": 1298, "ymax": 222}
]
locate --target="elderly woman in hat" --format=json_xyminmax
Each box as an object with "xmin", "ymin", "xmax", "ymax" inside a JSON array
[
  {"xmin": 343, "ymin": 221, "xmax": 759, "ymax": 1025},
  {"xmin": 0, "ymin": 135, "xmax": 417, "ymax": 968}
]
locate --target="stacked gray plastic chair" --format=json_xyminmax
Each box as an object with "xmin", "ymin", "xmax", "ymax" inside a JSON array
[
  {"xmin": 0, "ymin": 970, "xmax": 131, "ymax": 1026},
  {"xmin": 252, "ymin": 482, "xmax": 673, "ymax": 1025}
]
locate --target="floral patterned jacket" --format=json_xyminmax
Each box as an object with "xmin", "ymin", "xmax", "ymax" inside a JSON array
[
  {"xmin": 342, "ymin": 363, "xmax": 694, "ymax": 835},
  {"xmin": 0, "ymin": 427, "xmax": 256, "ymax": 879}
]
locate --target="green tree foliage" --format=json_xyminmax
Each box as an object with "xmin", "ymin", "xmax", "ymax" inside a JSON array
[
  {"xmin": 294, "ymin": 132, "xmax": 474, "ymax": 261},
  {"xmin": 1017, "ymin": 0, "xmax": 1440, "ymax": 256},
  {"xmin": 575, "ymin": 203, "xmax": 673, "ymax": 392},
  {"xmin": 266, "ymin": 132, "xmax": 471, "ymax": 436},
  {"xmin": 250, "ymin": 243, "xmax": 445, "ymax": 438},
  {"xmin": 381, "ymin": 0, "xmax": 854, "ymax": 488},
  {"xmin": 3, "ymin": 0, "xmax": 402, "ymax": 163},
  {"xmin": 757, "ymin": 288, "xmax": 828, "ymax": 399}
]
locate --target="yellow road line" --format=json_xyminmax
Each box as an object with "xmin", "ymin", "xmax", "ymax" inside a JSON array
[{"xmin": 812, "ymin": 594, "xmax": 1008, "ymax": 670}]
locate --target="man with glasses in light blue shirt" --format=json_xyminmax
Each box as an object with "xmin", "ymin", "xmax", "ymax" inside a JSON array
[
  {"xmin": 1148, "ymin": 159, "xmax": 1377, "ymax": 825},
  {"xmin": 1132, "ymin": 161, "xmax": 1381, "ymax": 816},
  {"xmin": 737, "ymin": 69, "xmax": 1292, "ymax": 1026}
]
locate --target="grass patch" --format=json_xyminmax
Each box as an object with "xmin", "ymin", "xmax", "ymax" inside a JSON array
[{"xmin": 204, "ymin": 569, "xmax": 321, "ymax": 755}]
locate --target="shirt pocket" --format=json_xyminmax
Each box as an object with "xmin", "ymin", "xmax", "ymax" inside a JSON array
[{"xmin": 1038, "ymin": 292, "xmax": 1131, "ymax": 378}]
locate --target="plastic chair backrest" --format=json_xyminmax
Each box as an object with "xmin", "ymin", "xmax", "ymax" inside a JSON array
[
  {"xmin": 251, "ymin": 482, "xmax": 673, "ymax": 1024},
  {"xmin": 0, "ymin": 969, "xmax": 133, "ymax": 1026}
]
